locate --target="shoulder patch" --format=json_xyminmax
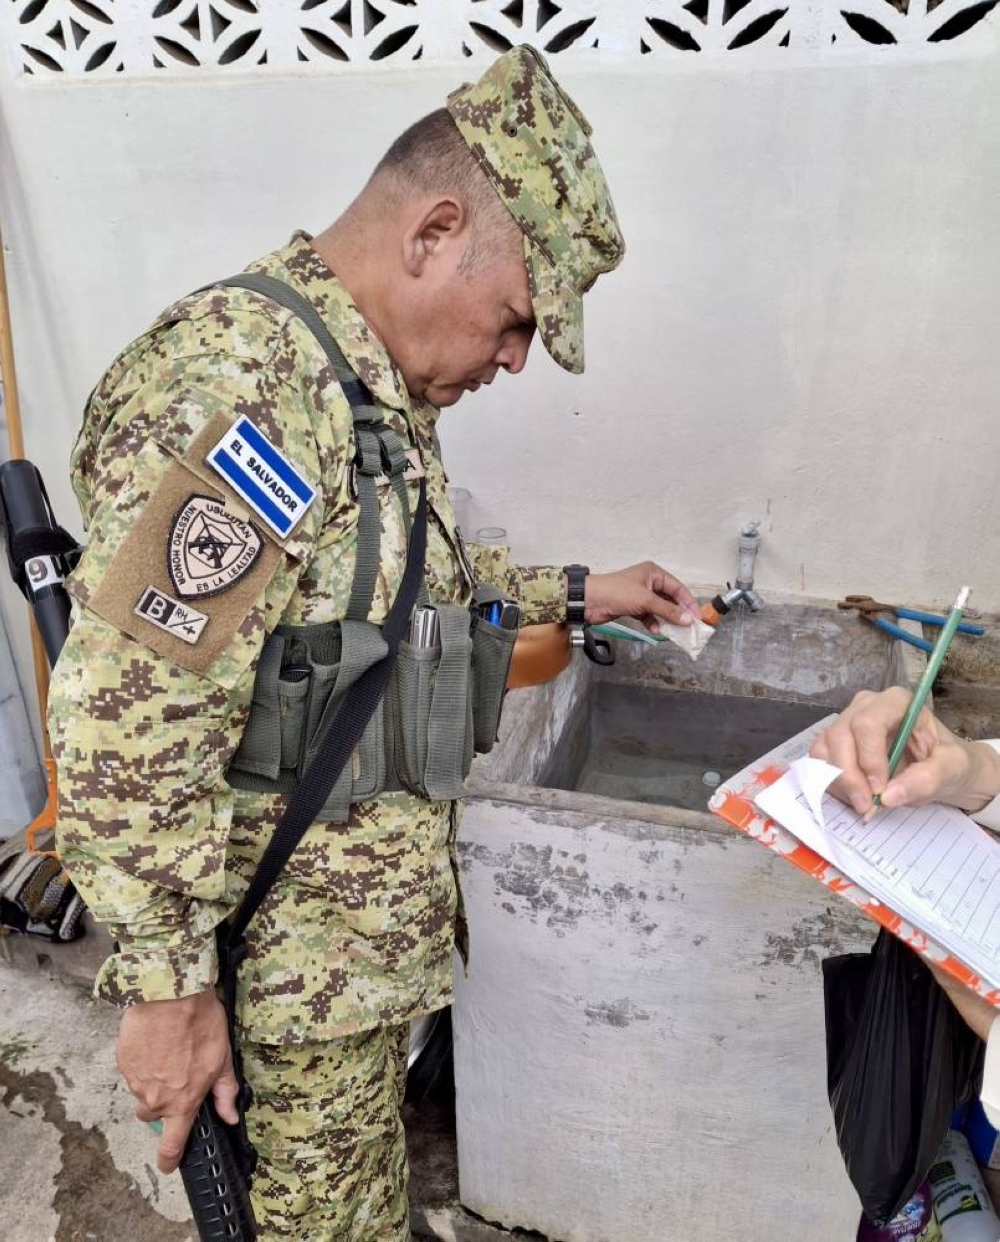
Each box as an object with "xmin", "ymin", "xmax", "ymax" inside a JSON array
[
  {"xmin": 169, "ymin": 495, "xmax": 262, "ymax": 598},
  {"xmin": 134, "ymin": 586, "xmax": 208, "ymax": 645},
  {"xmin": 82, "ymin": 446, "xmax": 283, "ymax": 678},
  {"xmin": 205, "ymin": 416, "xmax": 316, "ymax": 538}
]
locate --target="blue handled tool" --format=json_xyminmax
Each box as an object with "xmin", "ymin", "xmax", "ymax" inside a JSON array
[
  {"xmin": 893, "ymin": 606, "xmax": 985, "ymax": 636},
  {"xmin": 839, "ymin": 595, "xmax": 985, "ymax": 649},
  {"xmin": 869, "ymin": 616, "xmax": 934, "ymax": 653}
]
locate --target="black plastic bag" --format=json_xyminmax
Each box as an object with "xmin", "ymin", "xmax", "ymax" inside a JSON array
[{"xmin": 823, "ymin": 928, "xmax": 984, "ymax": 1225}]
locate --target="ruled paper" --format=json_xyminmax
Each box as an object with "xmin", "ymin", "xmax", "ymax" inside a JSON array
[{"xmin": 756, "ymin": 758, "xmax": 1000, "ymax": 988}]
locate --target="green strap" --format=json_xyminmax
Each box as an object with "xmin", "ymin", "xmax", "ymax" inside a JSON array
[
  {"xmin": 304, "ymin": 620, "xmax": 389, "ymax": 823},
  {"xmin": 378, "ymin": 426, "xmax": 413, "ymax": 541},
  {"xmin": 347, "ymin": 419, "xmax": 421, "ymax": 617},
  {"xmin": 228, "ymin": 632, "xmax": 284, "ymax": 781},
  {"xmin": 347, "ymin": 421, "xmax": 385, "ymax": 622},
  {"xmin": 423, "ymin": 606, "xmax": 474, "ymax": 800}
]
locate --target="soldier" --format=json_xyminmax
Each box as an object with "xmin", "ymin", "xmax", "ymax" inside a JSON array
[{"xmin": 48, "ymin": 45, "xmax": 701, "ymax": 1240}]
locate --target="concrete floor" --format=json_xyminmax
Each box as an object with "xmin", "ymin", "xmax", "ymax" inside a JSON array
[
  {"xmin": 0, "ymin": 943, "xmax": 529, "ymax": 1242},
  {"xmin": 0, "ymin": 960, "xmax": 195, "ymax": 1242}
]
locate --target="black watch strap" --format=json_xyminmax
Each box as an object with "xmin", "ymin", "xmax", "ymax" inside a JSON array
[{"xmin": 562, "ymin": 564, "xmax": 589, "ymax": 627}]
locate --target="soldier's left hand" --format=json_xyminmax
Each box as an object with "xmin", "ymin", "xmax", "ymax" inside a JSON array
[{"xmin": 583, "ymin": 562, "xmax": 700, "ymax": 631}]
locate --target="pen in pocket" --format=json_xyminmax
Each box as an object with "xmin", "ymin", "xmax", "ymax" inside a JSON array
[{"xmin": 477, "ymin": 599, "xmax": 520, "ymax": 629}]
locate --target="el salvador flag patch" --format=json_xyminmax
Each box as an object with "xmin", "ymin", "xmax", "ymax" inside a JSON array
[{"xmin": 206, "ymin": 416, "xmax": 316, "ymax": 538}]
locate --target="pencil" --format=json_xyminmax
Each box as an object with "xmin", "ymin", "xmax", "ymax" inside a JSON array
[{"xmin": 874, "ymin": 585, "xmax": 970, "ymax": 806}]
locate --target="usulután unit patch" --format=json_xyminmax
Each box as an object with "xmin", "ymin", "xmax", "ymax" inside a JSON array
[{"xmin": 168, "ymin": 494, "xmax": 263, "ymax": 598}]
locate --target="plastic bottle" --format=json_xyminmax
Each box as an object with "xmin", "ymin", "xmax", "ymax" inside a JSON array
[
  {"xmin": 928, "ymin": 1130, "xmax": 1000, "ymax": 1241},
  {"xmin": 857, "ymin": 1183, "xmax": 941, "ymax": 1242}
]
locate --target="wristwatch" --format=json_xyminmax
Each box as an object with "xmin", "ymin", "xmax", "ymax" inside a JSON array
[{"xmin": 562, "ymin": 564, "xmax": 589, "ymax": 643}]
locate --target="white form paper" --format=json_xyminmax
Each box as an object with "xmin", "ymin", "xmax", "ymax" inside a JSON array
[{"xmin": 756, "ymin": 757, "xmax": 1000, "ymax": 990}]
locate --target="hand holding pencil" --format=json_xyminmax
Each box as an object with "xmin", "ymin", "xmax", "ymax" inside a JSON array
[{"xmin": 811, "ymin": 589, "xmax": 1000, "ymax": 819}]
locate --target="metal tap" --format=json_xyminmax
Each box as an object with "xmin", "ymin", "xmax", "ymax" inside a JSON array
[
  {"xmin": 736, "ymin": 521, "xmax": 762, "ymax": 593},
  {"xmin": 711, "ymin": 522, "xmax": 764, "ymax": 616}
]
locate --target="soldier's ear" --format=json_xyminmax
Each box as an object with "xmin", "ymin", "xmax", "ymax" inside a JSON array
[{"xmin": 401, "ymin": 197, "xmax": 466, "ymax": 277}]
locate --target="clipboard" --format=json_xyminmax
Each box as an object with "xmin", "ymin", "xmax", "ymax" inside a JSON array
[{"xmin": 708, "ymin": 716, "xmax": 1000, "ymax": 1007}]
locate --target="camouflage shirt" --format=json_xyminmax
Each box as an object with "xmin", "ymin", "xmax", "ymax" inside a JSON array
[{"xmin": 48, "ymin": 231, "xmax": 565, "ymax": 1042}]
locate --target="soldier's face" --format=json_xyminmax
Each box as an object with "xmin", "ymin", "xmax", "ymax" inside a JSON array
[
  {"xmin": 421, "ymin": 252, "xmax": 536, "ymax": 408},
  {"xmin": 392, "ymin": 200, "xmax": 536, "ymax": 407}
]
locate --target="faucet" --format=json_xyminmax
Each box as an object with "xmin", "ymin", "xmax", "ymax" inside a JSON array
[
  {"xmin": 712, "ymin": 521, "xmax": 764, "ymax": 615},
  {"xmin": 735, "ymin": 520, "xmax": 763, "ymax": 605}
]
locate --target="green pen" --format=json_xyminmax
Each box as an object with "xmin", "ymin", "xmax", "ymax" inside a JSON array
[{"xmin": 874, "ymin": 585, "xmax": 970, "ymax": 807}]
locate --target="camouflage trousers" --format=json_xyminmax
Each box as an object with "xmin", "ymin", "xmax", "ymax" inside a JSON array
[{"xmin": 242, "ymin": 1023, "xmax": 411, "ymax": 1241}]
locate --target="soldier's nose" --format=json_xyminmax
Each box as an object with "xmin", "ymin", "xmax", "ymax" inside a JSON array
[{"xmin": 496, "ymin": 335, "xmax": 531, "ymax": 375}]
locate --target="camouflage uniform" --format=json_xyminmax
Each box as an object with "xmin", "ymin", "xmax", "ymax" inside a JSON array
[{"xmin": 48, "ymin": 45, "xmax": 623, "ymax": 1241}]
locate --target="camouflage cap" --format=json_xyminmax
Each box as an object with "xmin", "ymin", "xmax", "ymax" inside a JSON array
[{"xmin": 446, "ymin": 44, "xmax": 625, "ymax": 374}]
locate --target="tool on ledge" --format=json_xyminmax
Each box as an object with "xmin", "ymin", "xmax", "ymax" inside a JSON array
[
  {"xmin": 838, "ymin": 594, "xmax": 985, "ymax": 653},
  {"xmin": 873, "ymin": 586, "xmax": 971, "ymax": 807}
]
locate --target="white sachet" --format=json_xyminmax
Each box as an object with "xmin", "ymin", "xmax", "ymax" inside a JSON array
[
  {"xmin": 599, "ymin": 617, "xmax": 716, "ymax": 661},
  {"xmin": 655, "ymin": 617, "xmax": 715, "ymax": 661}
]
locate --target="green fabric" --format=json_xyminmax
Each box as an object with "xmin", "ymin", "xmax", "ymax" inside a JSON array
[
  {"xmin": 218, "ymin": 271, "xmax": 478, "ymax": 813},
  {"xmin": 216, "ymin": 273, "xmax": 390, "ymax": 627},
  {"xmin": 216, "ymin": 272, "xmax": 358, "ymax": 390},
  {"xmin": 309, "ymin": 620, "xmax": 390, "ymax": 824},
  {"xmin": 424, "ymin": 606, "xmax": 474, "ymax": 801},
  {"xmin": 390, "ymin": 643, "xmax": 438, "ymax": 797},
  {"xmin": 229, "ymin": 632, "xmax": 285, "ymax": 781},
  {"xmin": 470, "ymin": 615, "xmax": 517, "ymax": 754}
]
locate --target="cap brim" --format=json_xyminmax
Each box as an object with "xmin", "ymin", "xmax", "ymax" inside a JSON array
[{"xmin": 525, "ymin": 235, "xmax": 584, "ymax": 375}]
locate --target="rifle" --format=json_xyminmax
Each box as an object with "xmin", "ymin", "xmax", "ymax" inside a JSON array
[{"xmin": 0, "ymin": 457, "xmax": 257, "ymax": 1240}]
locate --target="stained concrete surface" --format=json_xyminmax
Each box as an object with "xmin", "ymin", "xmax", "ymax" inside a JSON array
[
  {"xmin": 0, "ymin": 962, "xmax": 196, "ymax": 1242},
  {"xmin": 935, "ymin": 619, "xmax": 1000, "ymax": 741},
  {"xmin": 0, "ymin": 946, "xmax": 525, "ymax": 1242}
]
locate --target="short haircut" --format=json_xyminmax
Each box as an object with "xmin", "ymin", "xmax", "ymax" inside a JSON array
[{"xmin": 370, "ymin": 107, "xmax": 518, "ymax": 263}]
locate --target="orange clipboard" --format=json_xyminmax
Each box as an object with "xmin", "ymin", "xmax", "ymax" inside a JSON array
[{"xmin": 708, "ymin": 718, "xmax": 1000, "ymax": 1008}]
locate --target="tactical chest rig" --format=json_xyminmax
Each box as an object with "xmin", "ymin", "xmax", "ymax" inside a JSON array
[{"xmin": 218, "ymin": 274, "xmax": 517, "ymax": 821}]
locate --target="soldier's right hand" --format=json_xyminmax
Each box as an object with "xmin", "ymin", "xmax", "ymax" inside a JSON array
[{"xmin": 117, "ymin": 987, "xmax": 241, "ymax": 1174}]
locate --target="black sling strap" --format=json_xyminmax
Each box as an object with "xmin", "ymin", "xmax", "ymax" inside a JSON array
[{"xmin": 224, "ymin": 481, "xmax": 426, "ymax": 951}]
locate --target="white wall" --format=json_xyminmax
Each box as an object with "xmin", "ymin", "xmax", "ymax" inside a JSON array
[{"xmin": 2, "ymin": 21, "xmax": 999, "ymax": 710}]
